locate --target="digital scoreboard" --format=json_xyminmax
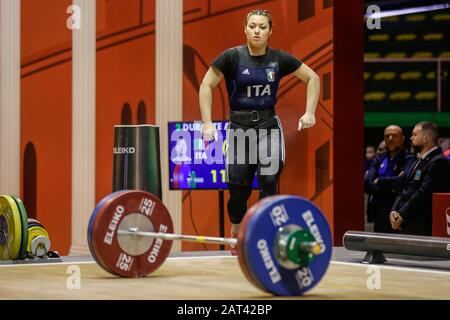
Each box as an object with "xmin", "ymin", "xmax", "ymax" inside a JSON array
[{"xmin": 168, "ymin": 121, "xmax": 258, "ymax": 190}]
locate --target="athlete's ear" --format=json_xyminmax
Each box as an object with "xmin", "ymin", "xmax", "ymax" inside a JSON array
[{"xmin": 269, "ymin": 28, "xmax": 273, "ymax": 36}]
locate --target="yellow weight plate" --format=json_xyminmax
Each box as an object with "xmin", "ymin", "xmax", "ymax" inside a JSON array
[
  {"xmin": 0, "ymin": 195, "xmax": 22, "ymax": 260},
  {"xmin": 27, "ymin": 225, "xmax": 49, "ymax": 253}
]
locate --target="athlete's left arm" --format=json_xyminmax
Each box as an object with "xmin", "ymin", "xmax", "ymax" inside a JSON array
[{"xmin": 291, "ymin": 63, "xmax": 320, "ymax": 131}]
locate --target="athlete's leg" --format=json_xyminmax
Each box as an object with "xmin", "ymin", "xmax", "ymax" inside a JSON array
[
  {"xmin": 225, "ymin": 122, "xmax": 258, "ymax": 254},
  {"xmin": 257, "ymin": 117, "xmax": 285, "ymax": 199},
  {"xmin": 227, "ymin": 180, "xmax": 253, "ymax": 255},
  {"xmin": 257, "ymin": 161, "xmax": 283, "ymax": 199},
  {"xmin": 227, "ymin": 182, "xmax": 253, "ymax": 234},
  {"xmin": 225, "ymin": 122, "xmax": 258, "ymax": 231}
]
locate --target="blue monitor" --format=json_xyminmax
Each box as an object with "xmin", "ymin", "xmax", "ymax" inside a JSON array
[{"xmin": 168, "ymin": 121, "xmax": 259, "ymax": 190}]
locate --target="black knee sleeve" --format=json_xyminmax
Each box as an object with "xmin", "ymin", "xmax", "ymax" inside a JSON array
[{"xmin": 227, "ymin": 183, "xmax": 253, "ymax": 224}]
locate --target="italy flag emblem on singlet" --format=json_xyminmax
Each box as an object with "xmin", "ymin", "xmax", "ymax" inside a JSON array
[{"xmin": 266, "ymin": 69, "xmax": 275, "ymax": 82}]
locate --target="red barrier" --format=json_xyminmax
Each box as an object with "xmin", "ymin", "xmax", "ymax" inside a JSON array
[{"xmin": 432, "ymin": 193, "xmax": 450, "ymax": 237}]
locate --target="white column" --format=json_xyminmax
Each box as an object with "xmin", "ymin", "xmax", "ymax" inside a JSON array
[
  {"xmin": 0, "ymin": 0, "xmax": 20, "ymax": 195},
  {"xmin": 70, "ymin": 0, "xmax": 96, "ymax": 256},
  {"xmin": 156, "ymin": 0, "xmax": 183, "ymax": 252}
]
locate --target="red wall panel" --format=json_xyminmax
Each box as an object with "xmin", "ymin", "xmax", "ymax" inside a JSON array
[
  {"xmin": 21, "ymin": 0, "xmax": 72, "ymax": 62},
  {"xmin": 21, "ymin": 0, "xmax": 73, "ymax": 255},
  {"xmin": 21, "ymin": 63, "xmax": 72, "ymax": 254},
  {"xmin": 21, "ymin": 0, "xmax": 157, "ymax": 255},
  {"xmin": 96, "ymin": 36, "xmax": 157, "ymax": 204}
]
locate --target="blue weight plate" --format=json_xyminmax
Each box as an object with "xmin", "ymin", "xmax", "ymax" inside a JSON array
[
  {"xmin": 237, "ymin": 198, "xmax": 272, "ymax": 293},
  {"xmin": 241, "ymin": 195, "xmax": 332, "ymax": 296},
  {"xmin": 239, "ymin": 196, "xmax": 288, "ymax": 293},
  {"xmin": 88, "ymin": 191, "xmax": 127, "ymax": 274}
]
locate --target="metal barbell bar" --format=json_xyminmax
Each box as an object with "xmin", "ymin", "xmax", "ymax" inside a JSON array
[{"xmin": 118, "ymin": 228, "xmax": 322, "ymax": 256}]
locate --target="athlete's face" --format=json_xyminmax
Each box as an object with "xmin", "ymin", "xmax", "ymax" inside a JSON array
[{"xmin": 245, "ymin": 15, "xmax": 272, "ymax": 48}]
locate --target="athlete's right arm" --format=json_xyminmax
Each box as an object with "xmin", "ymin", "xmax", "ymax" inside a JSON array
[{"xmin": 199, "ymin": 66, "xmax": 224, "ymax": 141}]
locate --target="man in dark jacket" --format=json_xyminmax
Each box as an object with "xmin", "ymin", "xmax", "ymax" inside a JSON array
[
  {"xmin": 365, "ymin": 145, "xmax": 376, "ymax": 172},
  {"xmin": 391, "ymin": 122, "xmax": 450, "ymax": 235},
  {"xmin": 365, "ymin": 125, "xmax": 416, "ymax": 233}
]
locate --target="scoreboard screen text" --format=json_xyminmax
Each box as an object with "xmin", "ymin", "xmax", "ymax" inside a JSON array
[{"xmin": 168, "ymin": 121, "xmax": 258, "ymax": 190}]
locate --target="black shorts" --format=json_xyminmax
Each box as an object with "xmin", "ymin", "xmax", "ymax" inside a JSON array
[{"xmin": 224, "ymin": 115, "xmax": 285, "ymax": 186}]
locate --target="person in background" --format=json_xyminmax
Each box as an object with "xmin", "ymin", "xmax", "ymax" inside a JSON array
[
  {"xmin": 376, "ymin": 140, "xmax": 386, "ymax": 157},
  {"xmin": 443, "ymin": 148, "xmax": 450, "ymax": 160},
  {"xmin": 365, "ymin": 125, "xmax": 416, "ymax": 233},
  {"xmin": 365, "ymin": 145, "xmax": 376, "ymax": 171},
  {"xmin": 439, "ymin": 137, "xmax": 450, "ymax": 159},
  {"xmin": 390, "ymin": 122, "xmax": 450, "ymax": 235}
]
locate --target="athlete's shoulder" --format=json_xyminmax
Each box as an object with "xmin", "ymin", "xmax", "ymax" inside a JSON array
[
  {"xmin": 267, "ymin": 47, "xmax": 289, "ymax": 60},
  {"xmin": 269, "ymin": 47, "xmax": 291, "ymax": 57},
  {"xmin": 272, "ymin": 48, "xmax": 303, "ymax": 65},
  {"xmin": 222, "ymin": 46, "xmax": 242, "ymax": 54},
  {"xmin": 213, "ymin": 47, "xmax": 238, "ymax": 63},
  {"xmin": 214, "ymin": 46, "xmax": 238, "ymax": 61},
  {"xmin": 233, "ymin": 45, "xmax": 248, "ymax": 54},
  {"xmin": 268, "ymin": 47, "xmax": 281, "ymax": 53}
]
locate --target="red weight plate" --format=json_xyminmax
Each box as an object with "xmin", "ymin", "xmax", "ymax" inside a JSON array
[
  {"xmin": 88, "ymin": 191, "xmax": 127, "ymax": 274},
  {"xmin": 27, "ymin": 218, "xmax": 44, "ymax": 229},
  {"xmin": 90, "ymin": 190, "xmax": 174, "ymax": 277}
]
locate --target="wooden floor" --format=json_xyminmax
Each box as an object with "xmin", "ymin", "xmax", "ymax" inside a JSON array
[{"xmin": 1, "ymin": 256, "xmax": 450, "ymax": 299}]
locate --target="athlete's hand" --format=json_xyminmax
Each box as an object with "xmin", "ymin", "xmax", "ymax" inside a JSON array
[
  {"xmin": 298, "ymin": 112, "xmax": 316, "ymax": 131},
  {"xmin": 202, "ymin": 121, "xmax": 217, "ymax": 141}
]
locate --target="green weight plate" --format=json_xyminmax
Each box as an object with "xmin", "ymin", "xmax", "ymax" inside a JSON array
[{"xmin": 11, "ymin": 196, "xmax": 28, "ymax": 260}]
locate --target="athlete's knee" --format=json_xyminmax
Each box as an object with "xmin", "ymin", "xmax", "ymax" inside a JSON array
[
  {"xmin": 258, "ymin": 174, "xmax": 279, "ymax": 199},
  {"xmin": 227, "ymin": 184, "xmax": 252, "ymax": 224}
]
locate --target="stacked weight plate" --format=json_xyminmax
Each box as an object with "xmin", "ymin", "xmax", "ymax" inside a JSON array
[
  {"xmin": 0, "ymin": 195, "xmax": 29, "ymax": 260},
  {"xmin": 27, "ymin": 218, "xmax": 51, "ymax": 257}
]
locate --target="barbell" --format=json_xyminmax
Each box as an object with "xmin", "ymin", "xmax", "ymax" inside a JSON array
[{"xmin": 87, "ymin": 190, "xmax": 332, "ymax": 296}]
